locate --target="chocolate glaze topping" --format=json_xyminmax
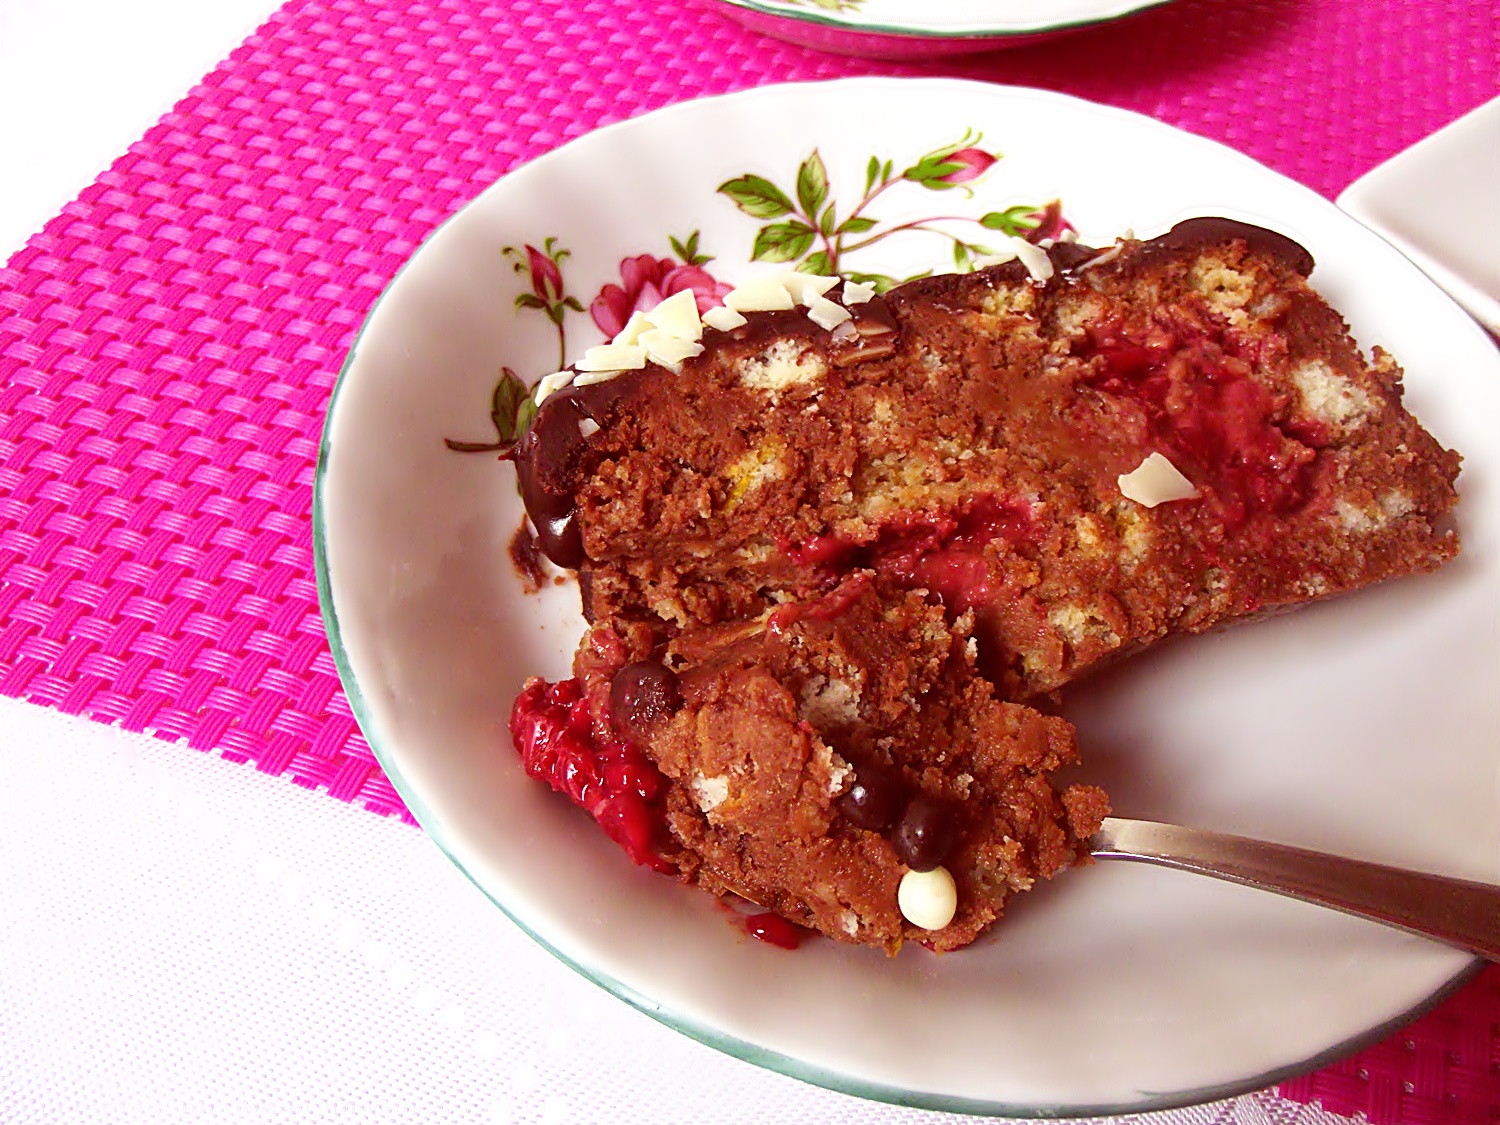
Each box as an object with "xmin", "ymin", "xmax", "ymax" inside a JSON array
[
  {"xmin": 513, "ymin": 219, "xmax": 1315, "ymax": 568},
  {"xmin": 1145, "ymin": 217, "xmax": 1314, "ymax": 277},
  {"xmin": 513, "ymin": 370, "xmax": 643, "ymax": 568}
]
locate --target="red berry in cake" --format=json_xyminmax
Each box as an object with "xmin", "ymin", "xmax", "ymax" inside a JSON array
[
  {"xmin": 509, "ymin": 676, "xmax": 670, "ymax": 871},
  {"xmin": 609, "ymin": 661, "xmax": 681, "ymax": 741}
]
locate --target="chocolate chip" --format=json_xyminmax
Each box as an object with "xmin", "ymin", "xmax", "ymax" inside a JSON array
[
  {"xmin": 534, "ymin": 511, "xmax": 583, "ymax": 570},
  {"xmin": 610, "ymin": 661, "xmax": 681, "ymax": 741},
  {"xmin": 894, "ymin": 794, "xmax": 959, "ymax": 872},
  {"xmin": 836, "ymin": 764, "xmax": 904, "ymax": 832}
]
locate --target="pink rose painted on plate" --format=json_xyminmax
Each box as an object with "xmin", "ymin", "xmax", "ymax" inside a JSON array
[{"xmin": 590, "ymin": 233, "xmax": 730, "ymax": 339}]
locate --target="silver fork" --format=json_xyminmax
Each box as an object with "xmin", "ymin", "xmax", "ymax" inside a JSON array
[{"xmin": 1092, "ymin": 817, "xmax": 1500, "ymax": 961}]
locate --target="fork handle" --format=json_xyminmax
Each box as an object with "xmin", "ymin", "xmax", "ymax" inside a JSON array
[{"xmin": 1091, "ymin": 816, "xmax": 1500, "ymax": 962}]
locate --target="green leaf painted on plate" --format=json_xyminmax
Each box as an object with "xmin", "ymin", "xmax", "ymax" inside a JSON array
[
  {"xmin": 514, "ymin": 392, "xmax": 539, "ymax": 439},
  {"xmin": 901, "ymin": 154, "xmax": 964, "ymax": 188},
  {"xmin": 980, "ymin": 206, "xmax": 1042, "ymax": 236},
  {"xmin": 799, "ymin": 251, "xmax": 832, "ymax": 276},
  {"xmin": 444, "ymin": 366, "xmax": 535, "ymax": 452},
  {"xmin": 797, "ymin": 151, "xmax": 829, "ymax": 220},
  {"xmin": 670, "ymin": 230, "xmax": 713, "ymax": 266},
  {"xmin": 719, "ymin": 175, "xmax": 795, "ymax": 219},
  {"xmin": 752, "ymin": 221, "xmax": 816, "ymax": 263},
  {"xmin": 844, "ymin": 270, "xmax": 900, "ymax": 294},
  {"xmin": 490, "ymin": 367, "xmax": 530, "ymax": 443}
]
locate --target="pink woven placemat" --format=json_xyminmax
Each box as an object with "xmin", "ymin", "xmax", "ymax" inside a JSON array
[{"xmin": 0, "ymin": 0, "xmax": 1496, "ymax": 1120}]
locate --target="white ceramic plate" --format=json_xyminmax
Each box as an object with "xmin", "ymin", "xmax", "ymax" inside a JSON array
[
  {"xmin": 315, "ymin": 78, "xmax": 1500, "ymax": 1116},
  {"xmin": 1338, "ymin": 96, "xmax": 1500, "ymax": 336},
  {"xmin": 707, "ymin": 0, "xmax": 1174, "ymax": 57}
]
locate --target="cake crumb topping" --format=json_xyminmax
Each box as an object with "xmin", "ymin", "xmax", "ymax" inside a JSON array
[{"xmin": 691, "ymin": 773, "xmax": 730, "ymax": 813}]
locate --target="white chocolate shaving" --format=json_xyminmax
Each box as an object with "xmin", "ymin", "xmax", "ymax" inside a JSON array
[
  {"xmin": 577, "ymin": 417, "xmax": 600, "ymax": 438},
  {"xmin": 805, "ymin": 294, "xmax": 852, "ymax": 331},
  {"xmin": 1118, "ymin": 452, "xmax": 1200, "ymax": 507},
  {"xmin": 841, "ymin": 279, "xmax": 876, "ymax": 305},
  {"xmin": 638, "ymin": 328, "xmax": 705, "ymax": 373},
  {"xmin": 975, "ymin": 236, "xmax": 1055, "ymax": 281},
  {"xmin": 576, "ymin": 343, "xmax": 648, "ymax": 372},
  {"xmin": 532, "ymin": 370, "xmax": 575, "ymax": 405},
  {"xmin": 784, "ymin": 272, "xmax": 840, "ymax": 305},
  {"xmin": 702, "ymin": 305, "xmax": 748, "ymax": 332},
  {"xmin": 1011, "ymin": 237, "xmax": 1054, "ymax": 282},
  {"xmin": 972, "ymin": 248, "xmax": 1018, "ymax": 269},
  {"xmin": 1077, "ymin": 244, "xmax": 1123, "ymax": 272},
  {"xmin": 643, "ymin": 289, "xmax": 703, "ymax": 341},
  {"xmin": 610, "ymin": 311, "xmax": 653, "ymax": 347},
  {"xmin": 571, "ymin": 369, "xmax": 623, "ymax": 387},
  {"xmin": 724, "ymin": 275, "xmax": 796, "ymax": 312}
]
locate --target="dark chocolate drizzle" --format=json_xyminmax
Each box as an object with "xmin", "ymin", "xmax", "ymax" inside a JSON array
[
  {"xmin": 513, "ymin": 218, "xmax": 1315, "ymax": 568},
  {"xmin": 1140, "ymin": 217, "xmax": 1314, "ymax": 277},
  {"xmin": 1045, "ymin": 240, "xmax": 1102, "ymax": 273},
  {"xmin": 513, "ymin": 370, "xmax": 643, "ymax": 568}
]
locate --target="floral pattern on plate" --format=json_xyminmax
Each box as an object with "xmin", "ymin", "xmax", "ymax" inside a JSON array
[{"xmin": 446, "ymin": 135, "xmax": 1066, "ymax": 452}]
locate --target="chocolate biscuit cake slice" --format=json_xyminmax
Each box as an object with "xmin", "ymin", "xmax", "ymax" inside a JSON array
[
  {"xmin": 516, "ymin": 219, "xmax": 1461, "ymax": 700},
  {"xmin": 512, "ymin": 577, "xmax": 1107, "ymax": 954}
]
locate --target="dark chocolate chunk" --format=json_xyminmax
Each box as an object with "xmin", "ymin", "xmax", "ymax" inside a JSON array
[
  {"xmin": 894, "ymin": 794, "xmax": 959, "ymax": 872},
  {"xmin": 836, "ymin": 763, "xmax": 904, "ymax": 832}
]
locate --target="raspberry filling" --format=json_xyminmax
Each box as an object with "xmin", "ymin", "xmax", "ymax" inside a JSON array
[
  {"xmin": 783, "ymin": 495, "xmax": 1034, "ymax": 614},
  {"xmin": 509, "ymin": 677, "xmax": 672, "ymax": 873},
  {"xmin": 1080, "ymin": 321, "xmax": 1323, "ymax": 525},
  {"xmin": 743, "ymin": 912, "xmax": 808, "ymax": 950}
]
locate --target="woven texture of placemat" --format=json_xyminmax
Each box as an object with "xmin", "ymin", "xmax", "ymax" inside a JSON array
[
  {"xmin": 1278, "ymin": 966, "xmax": 1500, "ymax": 1125},
  {"xmin": 0, "ymin": 0, "xmax": 1496, "ymax": 1120}
]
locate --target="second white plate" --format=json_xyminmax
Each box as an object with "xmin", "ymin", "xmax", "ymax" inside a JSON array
[
  {"xmin": 1338, "ymin": 97, "xmax": 1500, "ymax": 336},
  {"xmin": 708, "ymin": 0, "xmax": 1175, "ymax": 57}
]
